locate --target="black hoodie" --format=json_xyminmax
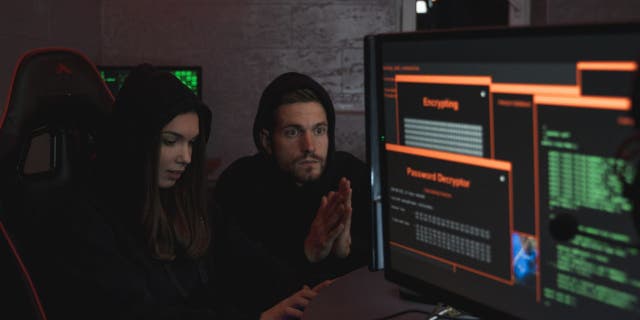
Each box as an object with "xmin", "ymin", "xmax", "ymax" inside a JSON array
[
  {"xmin": 32, "ymin": 65, "xmax": 250, "ymax": 320},
  {"xmin": 214, "ymin": 72, "xmax": 371, "ymax": 315}
]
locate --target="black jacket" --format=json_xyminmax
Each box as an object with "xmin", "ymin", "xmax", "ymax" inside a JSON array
[
  {"xmin": 214, "ymin": 72, "xmax": 372, "ymax": 315},
  {"xmin": 215, "ymin": 152, "xmax": 371, "ymax": 315}
]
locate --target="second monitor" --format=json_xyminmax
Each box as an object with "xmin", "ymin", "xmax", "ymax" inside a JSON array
[{"xmin": 367, "ymin": 23, "xmax": 640, "ymax": 319}]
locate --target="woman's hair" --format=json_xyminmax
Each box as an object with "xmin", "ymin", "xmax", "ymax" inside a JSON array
[
  {"xmin": 100, "ymin": 64, "xmax": 212, "ymax": 261},
  {"xmin": 142, "ymin": 108, "xmax": 210, "ymax": 261}
]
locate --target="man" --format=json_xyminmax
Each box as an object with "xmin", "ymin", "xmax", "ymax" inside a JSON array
[{"xmin": 214, "ymin": 72, "xmax": 371, "ymax": 315}]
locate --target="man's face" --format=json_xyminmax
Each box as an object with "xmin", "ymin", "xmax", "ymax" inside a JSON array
[{"xmin": 265, "ymin": 101, "xmax": 329, "ymax": 184}]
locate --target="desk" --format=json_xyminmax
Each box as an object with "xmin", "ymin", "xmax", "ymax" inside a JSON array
[{"xmin": 303, "ymin": 267, "xmax": 436, "ymax": 320}]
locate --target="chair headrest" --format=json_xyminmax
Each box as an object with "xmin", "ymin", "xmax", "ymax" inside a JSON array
[{"xmin": 0, "ymin": 48, "xmax": 113, "ymax": 191}]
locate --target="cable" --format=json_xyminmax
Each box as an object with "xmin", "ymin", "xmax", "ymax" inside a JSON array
[
  {"xmin": 371, "ymin": 309, "xmax": 431, "ymax": 320},
  {"xmin": 427, "ymin": 304, "xmax": 475, "ymax": 320},
  {"xmin": 428, "ymin": 305, "xmax": 455, "ymax": 320},
  {"xmin": 372, "ymin": 304, "xmax": 476, "ymax": 320}
]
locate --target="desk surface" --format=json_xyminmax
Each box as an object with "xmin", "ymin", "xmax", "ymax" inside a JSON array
[{"xmin": 303, "ymin": 267, "xmax": 436, "ymax": 320}]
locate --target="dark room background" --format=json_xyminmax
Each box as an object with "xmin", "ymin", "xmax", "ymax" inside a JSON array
[{"xmin": 1, "ymin": 0, "xmax": 639, "ymax": 180}]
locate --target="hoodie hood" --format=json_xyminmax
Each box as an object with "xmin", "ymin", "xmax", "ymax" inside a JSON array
[
  {"xmin": 252, "ymin": 72, "xmax": 336, "ymax": 159},
  {"xmin": 111, "ymin": 64, "xmax": 211, "ymax": 145},
  {"xmin": 97, "ymin": 64, "xmax": 211, "ymax": 211}
]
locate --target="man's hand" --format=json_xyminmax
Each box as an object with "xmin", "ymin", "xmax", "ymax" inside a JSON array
[
  {"xmin": 331, "ymin": 178, "xmax": 352, "ymax": 258},
  {"xmin": 304, "ymin": 190, "xmax": 346, "ymax": 262},
  {"xmin": 259, "ymin": 285, "xmax": 316, "ymax": 320},
  {"xmin": 304, "ymin": 177, "xmax": 353, "ymax": 263},
  {"xmin": 259, "ymin": 280, "xmax": 334, "ymax": 320},
  {"xmin": 312, "ymin": 279, "xmax": 334, "ymax": 292}
]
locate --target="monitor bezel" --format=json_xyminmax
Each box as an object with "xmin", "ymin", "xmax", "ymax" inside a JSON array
[{"xmin": 371, "ymin": 22, "xmax": 640, "ymax": 320}]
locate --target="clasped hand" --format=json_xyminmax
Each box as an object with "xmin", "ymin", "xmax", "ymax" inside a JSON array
[{"xmin": 304, "ymin": 177, "xmax": 352, "ymax": 263}]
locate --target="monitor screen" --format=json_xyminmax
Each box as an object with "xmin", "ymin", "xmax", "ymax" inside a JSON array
[
  {"xmin": 98, "ymin": 66, "xmax": 202, "ymax": 98},
  {"xmin": 367, "ymin": 24, "xmax": 640, "ymax": 319}
]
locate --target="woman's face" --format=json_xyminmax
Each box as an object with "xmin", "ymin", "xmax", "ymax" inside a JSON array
[{"xmin": 158, "ymin": 112, "xmax": 200, "ymax": 188}]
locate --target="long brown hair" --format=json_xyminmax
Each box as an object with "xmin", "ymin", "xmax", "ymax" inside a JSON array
[{"xmin": 141, "ymin": 115, "xmax": 210, "ymax": 261}]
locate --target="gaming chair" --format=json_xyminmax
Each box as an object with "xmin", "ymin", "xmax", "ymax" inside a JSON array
[{"xmin": 0, "ymin": 48, "xmax": 113, "ymax": 319}]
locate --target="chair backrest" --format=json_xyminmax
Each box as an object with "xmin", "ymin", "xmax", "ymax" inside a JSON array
[
  {"xmin": 0, "ymin": 48, "xmax": 113, "ymax": 320},
  {"xmin": 0, "ymin": 209, "xmax": 47, "ymax": 320}
]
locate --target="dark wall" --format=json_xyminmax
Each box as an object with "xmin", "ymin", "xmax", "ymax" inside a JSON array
[
  {"xmin": 537, "ymin": 0, "xmax": 640, "ymax": 26},
  {"xmin": 100, "ymin": 0, "xmax": 401, "ymax": 179},
  {"xmin": 0, "ymin": 0, "xmax": 101, "ymax": 118},
  {"xmin": 2, "ymin": 0, "xmax": 640, "ymax": 180}
]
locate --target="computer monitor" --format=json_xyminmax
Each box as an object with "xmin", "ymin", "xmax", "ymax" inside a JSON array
[
  {"xmin": 98, "ymin": 66, "xmax": 202, "ymax": 98},
  {"xmin": 366, "ymin": 23, "xmax": 640, "ymax": 319}
]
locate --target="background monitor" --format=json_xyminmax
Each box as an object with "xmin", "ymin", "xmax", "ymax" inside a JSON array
[
  {"xmin": 366, "ymin": 23, "xmax": 640, "ymax": 319},
  {"xmin": 98, "ymin": 66, "xmax": 202, "ymax": 98}
]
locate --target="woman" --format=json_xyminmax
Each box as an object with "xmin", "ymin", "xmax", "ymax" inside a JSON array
[{"xmin": 41, "ymin": 64, "xmax": 321, "ymax": 320}]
